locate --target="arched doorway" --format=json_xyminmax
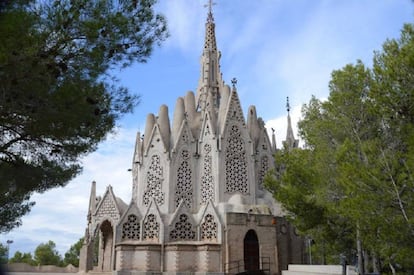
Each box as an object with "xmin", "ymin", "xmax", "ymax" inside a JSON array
[
  {"xmin": 99, "ymin": 220, "xmax": 114, "ymax": 271},
  {"xmin": 244, "ymin": 229, "xmax": 260, "ymax": 272}
]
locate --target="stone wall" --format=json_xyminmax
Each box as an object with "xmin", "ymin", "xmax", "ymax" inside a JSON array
[
  {"xmin": 275, "ymin": 217, "xmax": 307, "ymax": 271},
  {"xmin": 6, "ymin": 263, "xmax": 78, "ymax": 273},
  {"xmin": 115, "ymin": 243, "xmax": 221, "ymax": 273},
  {"xmin": 225, "ymin": 212, "xmax": 278, "ymax": 275},
  {"xmin": 282, "ymin": 264, "xmax": 357, "ymax": 275}
]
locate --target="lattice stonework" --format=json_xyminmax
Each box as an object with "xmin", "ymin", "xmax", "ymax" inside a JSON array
[
  {"xmin": 170, "ymin": 214, "xmax": 196, "ymax": 241},
  {"xmin": 225, "ymin": 125, "xmax": 248, "ymax": 193},
  {"xmin": 143, "ymin": 155, "xmax": 165, "ymax": 206},
  {"xmin": 143, "ymin": 214, "xmax": 159, "ymax": 241},
  {"xmin": 204, "ymin": 20, "xmax": 216, "ymax": 51},
  {"xmin": 201, "ymin": 144, "xmax": 214, "ymax": 204},
  {"xmin": 226, "ymin": 96, "xmax": 246, "ymax": 126},
  {"xmin": 96, "ymin": 195, "xmax": 118, "ymax": 220},
  {"xmin": 175, "ymin": 150, "xmax": 193, "ymax": 209},
  {"xmin": 122, "ymin": 215, "xmax": 140, "ymax": 240},
  {"xmin": 258, "ymin": 155, "xmax": 269, "ymax": 190},
  {"xmin": 201, "ymin": 214, "xmax": 218, "ymax": 241}
]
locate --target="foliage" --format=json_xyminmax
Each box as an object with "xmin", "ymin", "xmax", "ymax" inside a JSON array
[
  {"xmin": 266, "ymin": 24, "xmax": 414, "ymax": 273},
  {"xmin": 34, "ymin": 241, "xmax": 62, "ymax": 266},
  {"xmin": 0, "ymin": 0, "xmax": 168, "ymax": 232},
  {"xmin": 0, "ymin": 243, "xmax": 7, "ymax": 264},
  {"xmin": 9, "ymin": 251, "xmax": 36, "ymax": 265},
  {"xmin": 63, "ymin": 237, "xmax": 84, "ymax": 267}
]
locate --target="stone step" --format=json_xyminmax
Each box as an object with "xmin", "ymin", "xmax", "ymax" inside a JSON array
[
  {"xmin": 282, "ymin": 264, "xmax": 357, "ymax": 275},
  {"xmin": 286, "ymin": 265, "xmax": 342, "ymax": 274},
  {"xmin": 87, "ymin": 272, "xmax": 113, "ymax": 275},
  {"xmin": 282, "ymin": 272, "xmax": 337, "ymax": 275}
]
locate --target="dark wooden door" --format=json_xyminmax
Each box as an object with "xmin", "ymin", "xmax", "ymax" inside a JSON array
[{"xmin": 244, "ymin": 230, "xmax": 259, "ymax": 271}]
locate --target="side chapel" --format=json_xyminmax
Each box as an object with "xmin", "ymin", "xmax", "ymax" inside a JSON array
[{"xmin": 79, "ymin": 3, "xmax": 304, "ymax": 275}]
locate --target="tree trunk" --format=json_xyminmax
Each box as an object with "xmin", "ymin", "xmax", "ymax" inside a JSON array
[
  {"xmin": 372, "ymin": 253, "xmax": 379, "ymax": 273},
  {"xmin": 357, "ymin": 228, "xmax": 364, "ymax": 275},
  {"xmin": 389, "ymin": 262, "xmax": 396, "ymax": 275},
  {"xmin": 363, "ymin": 250, "xmax": 369, "ymax": 273}
]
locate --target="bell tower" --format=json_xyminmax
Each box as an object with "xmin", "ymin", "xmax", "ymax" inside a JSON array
[{"xmin": 196, "ymin": 0, "xmax": 223, "ymax": 115}]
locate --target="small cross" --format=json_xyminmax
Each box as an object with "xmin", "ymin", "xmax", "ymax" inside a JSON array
[
  {"xmin": 231, "ymin": 77, "xmax": 237, "ymax": 88},
  {"xmin": 204, "ymin": 0, "xmax": 216, "ymax": 15},
  {"xmin": 286, "ymin": 96, "xmax": 290, "ymax": 113}
]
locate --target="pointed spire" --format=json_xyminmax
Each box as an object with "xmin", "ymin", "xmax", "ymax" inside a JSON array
[
  {"xmin": 144, "ymin": 113, "xmax": 156, "ymax": 151},
  {"xmin": 284, "ymin": 97, "xmax": 299, "ymax": 149},
  {"xmin": 196, "ymin": 0, "xmax": 222, "ymax": 114},
  {"xmin": 203, "ymin": 0, "xmax": 217, "ymax": 50},
  {"xmin": 133, "ymin": 131, "xmax": 142, "ymax": 166},
  {"xmin": 158, "ymin": 104, "xmax": 171, "ymax": 152},
  {"xmin": 205, "ymin": 0, "xmax": 216, "ymax": 22},
  {"xmin": 271, "ymin": 127, "xmax": 277, "ymax": 152},
  {"xmin": 87, "ymin": 181, "xmax": 97, "ymax": 222},
  {"xmin": 172, "ymin": 97, "xmax": 185, "ymax": 144},
  {"xmin": 247, "ymin": 105, "xmax": 260, "ymax": 149}
]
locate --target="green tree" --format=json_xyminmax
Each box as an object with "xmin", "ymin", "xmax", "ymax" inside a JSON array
[
  {"xmin": 9, "ymin": 251, "xmax": 36, "ymax": 265},
  {"xmin": 34, "ymin": 241, "xmax": 62, "ymax": 266},
  {"xmin": 0, "ymin": 0, "xmax": 168, "ymax": 232},
  {"xmin": 266, "ymin": 24, "xmax": 414, "ymax": 274},
  {"xmin": 366, "ymin": 23, "xmax": 414, "ymax": 272},
  {"xmin": 63, "ymin": 237, "xmax": 84, "ymax": 267},
  {"xmin": 0, "ymin": 243, "xmax": 7, "ymax": 264},
  {"xmin": 267, "ymin": 145, "xmax": 357, "ymax": 265}
]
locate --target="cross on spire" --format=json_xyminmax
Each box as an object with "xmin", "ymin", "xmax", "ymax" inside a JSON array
[
  {"xmin": 204, "ymin": 0, "xmax": 216, "ymax": 14},
  {"xmin": 231, "ymin": 77, "xmax": 237, "ymax": 89},
  {"xmin": 204, "ymin": 0, "xmax": 216, "ymax": 22},
  {"xmin": 286, "ymin": 96, "xmax": 291, "ymax": 114}
]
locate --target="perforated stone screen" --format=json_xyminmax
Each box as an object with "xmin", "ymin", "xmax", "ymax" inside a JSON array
[
  {"xmin": 122, "ymin": 214, "xmax": 140, "ymax": 240},
  {"xmin": 175, "ymin": 150, "xmax": 193, "ymax": 209},
  {"xmin": 143, "ymin": 155, "xmax": 165, "ymax": 206},
  {"xmin": 170, "ymin": 214, "xmax": 196, "ymax": 241},
  {"xmin": 201, "ymin": 214, "xmax": 217, "ymax": 241},
  {"xmin": 258, "ymin": 155, "xmax": 269, "ymax": 190},
  {"xmin": 201, "ymin": 144, "xmax": 214, "ymax": 204},
  {"xmin": 143, "ymin": 214, "xmax": 159, "ymax": 241},
  {"xmin": 225, "ymin": 125, "xmax": 248, "ymax": 193}
]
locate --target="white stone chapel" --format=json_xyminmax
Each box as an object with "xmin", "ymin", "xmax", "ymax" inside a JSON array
[{"xmin": 79, "ymin": 3, "xmax": 303, "ymax": 275}]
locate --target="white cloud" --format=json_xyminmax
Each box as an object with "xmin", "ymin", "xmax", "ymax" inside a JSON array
[
  {"xmin": 160, "ymin": 0, "xmax": 204, "ymax": 54},
  {"xmin": 1, "ymin": 127, "xmax": 137, "ymax": 256},
  {"xmin": 266, "ymin": 104, "xmax": 302, "ymax": 149}
]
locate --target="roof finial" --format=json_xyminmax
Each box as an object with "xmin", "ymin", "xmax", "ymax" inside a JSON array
[
  {"xmin": 231, "ymin": 77, "xmax": 238, "ymax": 89},
  {"xmin": 204, "ymin": 0, "xmax": 216, "ymax": 22},
  {"xmin": 286, "ymin": 96, "xmax": 291, "ymax": 114}
]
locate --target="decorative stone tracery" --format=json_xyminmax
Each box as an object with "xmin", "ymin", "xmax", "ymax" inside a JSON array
[
  {"xmin": 96, "ymin": 194, "xmax": 118, "ymax": 221},
  {"xmin": 169, "ymin": 214, "xmax": 196, "ymax": 241},
  {"xmin": 201, "ymin": 214, "xmax": 217, "ymax": 241},
  {"xmin": 175, "ymin": 150, "xmax": 193, "ymax": 209},
  {"xmin": 122, "ymin": 214, "xmax": 140, "ymax": 240},
  {"xmin": 143, "ymin": 155, "xmax": 165, "ymax": 206},
  {"xmin": 258, "ymin": 155, "xmax": 269, "ymax": 190},
  {"xmin": 201, "ymin": 144, "xmax": 214, "ymax": 204},
  {"xmin": 142, "ymin": 214, "xmax": 159, "ymax": 241},
  {"xmin": 182, "ymin": 127, "xmax": 190, "ymax": 143},
  {"xmin": 225, "ymin": 125, "xmax": 248, "ymax": 193},
  {"xmin": 226, "ymin": 95, "xmax": 246, "ymax": 126}
]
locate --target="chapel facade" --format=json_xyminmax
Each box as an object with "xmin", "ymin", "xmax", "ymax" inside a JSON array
[{"xmin": 79, "ymin": 5, "xmax": 304, "ymax": 275}]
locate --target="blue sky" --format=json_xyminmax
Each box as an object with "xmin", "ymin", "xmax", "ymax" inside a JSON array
[{"xmin": 1, "ymin": 0, "xmax": 413, "ymax": 257}]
